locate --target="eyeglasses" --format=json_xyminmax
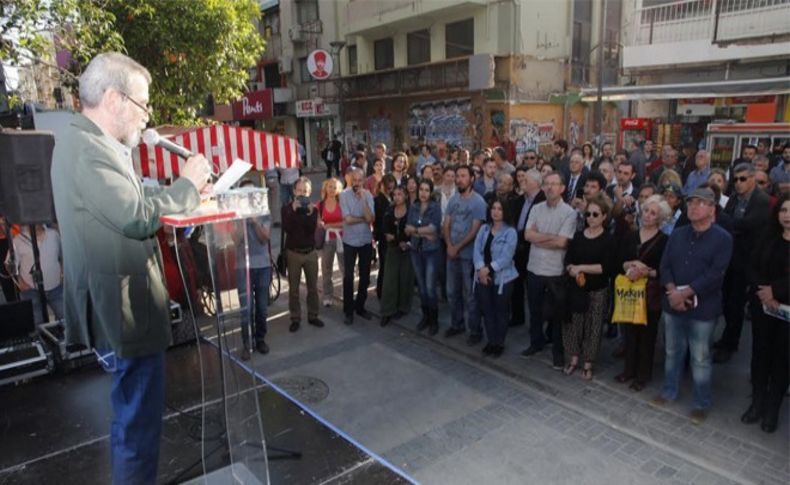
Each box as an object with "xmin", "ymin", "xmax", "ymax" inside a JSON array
[
  {"xmin": 756, "ymin": 180, "xmax": 769, "ymax": 186},
  {"xmin": 120, "ymin": 92, "xmax": 152, "ymax": 115},
  {"xmin": 584, "ymin": 211, "xmax": 601, "ymax": 218},
  {"xmin": 734, "ymin": 176, "xmax": 751, "ymax": 183}
]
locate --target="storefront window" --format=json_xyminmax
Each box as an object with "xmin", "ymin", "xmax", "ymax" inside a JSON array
[{"xmin": 710, "ymin": 135, "xmax": 736, "ymax": 171}]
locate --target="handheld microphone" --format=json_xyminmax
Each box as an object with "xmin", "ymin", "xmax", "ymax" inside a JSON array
[{"xmin": 142, "ymin": 129, "xmax": 194, "ymax": 159}]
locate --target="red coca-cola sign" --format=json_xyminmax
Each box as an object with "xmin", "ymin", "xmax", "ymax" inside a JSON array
[{"xmin": 232, "ymin": 89, "xmax": 273, "ymax": 120}]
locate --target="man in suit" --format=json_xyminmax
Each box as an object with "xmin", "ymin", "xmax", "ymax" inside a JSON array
[
  {"xmin": 51, "ymin": 53, "xmax": 210, "ymax": 484},
  {"xmin": 510, "ymin": 167, "xmax": 546, "ymax": 327},
  {"xmin": 713, "ymin": 163, "xmax": 771, "ymax": 363},
  {"xmin": 563, "ymin": 153, "xmax": 588, "ymax": 203}
]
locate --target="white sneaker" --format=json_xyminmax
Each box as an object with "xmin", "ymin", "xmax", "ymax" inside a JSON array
[{"xmin": 323, "ymin": 299, "xmax": 333, "ymax": 307}]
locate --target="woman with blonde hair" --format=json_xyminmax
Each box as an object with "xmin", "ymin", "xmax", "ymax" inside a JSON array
[
  {"xmin": 318, "ymin": 177, "xmax": 344, "ymax": 306},
  {"xmin": 656, "ymin": 169, "xmax": 682, "ymax": 191}
]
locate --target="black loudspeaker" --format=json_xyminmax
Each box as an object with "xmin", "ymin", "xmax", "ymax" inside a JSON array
[{"xmin": 0, "ymin": 130, "xmax": 56, "ymax": 225}]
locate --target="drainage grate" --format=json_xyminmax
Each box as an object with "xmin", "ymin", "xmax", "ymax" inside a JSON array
[{"xmin": 270, "ymin": 375, "xmax": 329, "ymax": 404}]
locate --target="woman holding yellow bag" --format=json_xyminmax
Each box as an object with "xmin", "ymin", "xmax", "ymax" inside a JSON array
[
  {"xmin": 614, "ymin": 195, "xmax": 671, "ymax": 391},
  {"xmin": 563, "ymin": 193, "xmax": 617, "ymax": 380}
]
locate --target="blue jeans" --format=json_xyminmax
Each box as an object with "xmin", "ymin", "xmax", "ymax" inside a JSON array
[
  {"xmin": 411, "ymin": 249, "xmax": 440, "ymax": 309},
  {"xmin": 446, "ymin": 258, "xmax": 481, "ymax": 335},
  {"xmin": 477, "ymin": 280, "xmax": 514, "ymax": 346},
  {"xmin": 20, "ymin": 285, "xmax": 64, "ymax": 324},
  {"xmin": 97, "ymin": 351, "xmax": 165, "ymax": 485},
  {"xmin": 236, "ymin": 266, "xmax": 271, "ymax": 344},
  {"xmin": 661, "ymin": 312, "xmax": 715, "ymax": 410}
]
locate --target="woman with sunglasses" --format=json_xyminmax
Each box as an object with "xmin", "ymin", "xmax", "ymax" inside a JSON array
[
  {"xmin": 615, "ymin": 195, "xmax": 671, "ymax": 391},
  {"xmin": 472, "ymin": 198, "xmax": 518, "ymax": 357},
  {"xmin": 563, "ymin": 192, "xmax": 616, "ymax": 380}
]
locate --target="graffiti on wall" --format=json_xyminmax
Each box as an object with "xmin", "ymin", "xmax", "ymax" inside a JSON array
[
  {"xmin": 408, "ymin": 98, "xmax": 472, "ymax": 148},
  {"xmin": 369, "ymin": 117, "xmax": 392, "ymax": 148},
  {"xmin": 509, "ymin": 118, "xmax": 557, "ymax": 155}
]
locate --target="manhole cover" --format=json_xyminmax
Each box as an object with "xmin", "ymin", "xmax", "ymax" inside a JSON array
[{"xmin": 271, "ymin": 375, "xmax": 329, "ymax": 404}]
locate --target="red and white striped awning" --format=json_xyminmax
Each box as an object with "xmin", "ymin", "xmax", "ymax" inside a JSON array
[{"xmin": 132, "ymin": 124, "xmax": 300, "ymax": 179}]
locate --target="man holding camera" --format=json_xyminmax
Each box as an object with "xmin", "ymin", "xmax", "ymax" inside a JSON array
[
  {"xmin": 340, "ymin": 168, "xmax": 375, "ymax": 325},
  {"xmin": 281, "ymin": 176, "xmax": 324, "ymax": 332}
]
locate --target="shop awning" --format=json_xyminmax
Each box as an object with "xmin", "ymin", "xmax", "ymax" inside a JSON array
[
  {"xmin": 579, "ymin": 77, "xmax": 790, "ymax": 102},
  {"xmin": 132, "ymin": 124, "xmax": 299, "ymax": 180}
]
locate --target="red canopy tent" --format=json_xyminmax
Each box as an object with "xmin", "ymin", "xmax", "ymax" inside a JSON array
[{"xmin": 132, "ymin": 124, "xmax": 300, "ymax": 179}]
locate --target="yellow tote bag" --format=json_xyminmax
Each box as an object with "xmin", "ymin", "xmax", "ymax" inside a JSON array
[{"xmin": 612, "ymin": 274, "xmax": 648, "ymax": 325}]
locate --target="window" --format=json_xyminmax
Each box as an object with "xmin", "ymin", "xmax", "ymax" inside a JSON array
[
  {"xmin": 407, "ymin": 29, "xmax": 430, "ymax": 65},
  {"xmin": 445, "ymin": 18, "xmax": 474, "ymax": 59},
  {"xmin": 296, "ymin": 0, "xmax": 318, "ymax": 25},
  {"xmin": 374, "ymin": 38, "xmax": 394, "ymax": 70},
  {"xmin": 263, "ymin": 64, "xmax": 283, "ymax": 88},
  {"xmin": 300, "ymin": 57, "xmax": 311, "ymax": 83},
  {"xmin": 347, "ymin": 45, "xmax": 358, "ymax": 75},
  {"xmin": 261, "ymin": 9, "xmax": 280, "ymax": 38}
]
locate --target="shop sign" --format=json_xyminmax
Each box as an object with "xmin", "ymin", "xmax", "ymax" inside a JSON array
[
  {"xmin": 296, "ymin": 98, "xmax": 328, "ymax": 118},
  {"xmin": 232, "ymin": 89, "xmax": 273, "ymax": 120}
]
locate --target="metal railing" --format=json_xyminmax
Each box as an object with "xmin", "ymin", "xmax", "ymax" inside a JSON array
[
  {"xmin": 340, "ymin": 57, "xmax": 473, "ymax": 101},
  {"xmin": 631, "ymin": 0, "xmax": 790, "ymax": 46}
]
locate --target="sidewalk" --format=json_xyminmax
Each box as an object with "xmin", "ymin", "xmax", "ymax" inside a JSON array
[{"xmin": 253, "ymin": 259, "xmax": 788, "ymax": 485}]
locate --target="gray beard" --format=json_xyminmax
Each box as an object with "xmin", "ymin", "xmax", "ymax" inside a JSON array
[{"xmin": 122, "ymin": 129, "xmax": 141, "ymax": 148}]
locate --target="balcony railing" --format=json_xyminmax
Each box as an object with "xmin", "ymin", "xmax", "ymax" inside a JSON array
[
  {"xmin": 630, "ymin": 0, "xmax": 790, "ymax": 46},
  {"xmin": 340, "ymin": 58, "xmax": 473, "ymax": 101}
]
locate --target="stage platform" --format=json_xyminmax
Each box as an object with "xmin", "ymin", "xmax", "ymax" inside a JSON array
[{"xmin": 0, "ymin": 341, "xmax": 412, "ymax": 484}]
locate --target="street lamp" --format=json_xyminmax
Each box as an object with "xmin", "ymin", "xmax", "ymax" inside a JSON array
[{"xmin": 329, "ymin": 40, "xmax": 346, "ymax": 158}]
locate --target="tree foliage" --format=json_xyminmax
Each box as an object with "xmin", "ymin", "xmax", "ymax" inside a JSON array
[
  {"xmin": 2, "ymin": 0, "xmax": 265, "ymax": 125},
  {"xmin": 0, "ymin": 0, "xmax": 124, "ymax": 80},
  {"xmin": 108, "ymin": 0, "xmax": 265, "ymax": 124}
]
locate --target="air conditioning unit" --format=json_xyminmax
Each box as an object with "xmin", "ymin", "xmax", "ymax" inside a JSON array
[
  {"xmin": 279, "ymin": 56, "xmax": 293, "ymax": 74},
  {"xmin": 289, "ymin": 28, "xmax": 305, "ymax": 43}
]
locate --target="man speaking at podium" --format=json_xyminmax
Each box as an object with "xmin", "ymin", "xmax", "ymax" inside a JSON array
[{"xmin": 51, "ymin": 53, "xmax": 211, "ymax": 484}]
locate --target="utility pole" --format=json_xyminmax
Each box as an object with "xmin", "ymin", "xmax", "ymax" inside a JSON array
[
  {"xmin": 329, "ymin": 40, "xmax": 346, "ymax": 160},
  {"xmin": 595, "ymin": 0, "xmax": 607, "ymax": 146}
]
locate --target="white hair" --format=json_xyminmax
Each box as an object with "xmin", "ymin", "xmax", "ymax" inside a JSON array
[
  {"xmin": 79, "ymin": 53, "xmax": 151, "ymax": 108},
  {"xmin": 643, "ymin": 194, "xmax": 672, "ymax": 224},
  {"xmin": 525, "ymin": 168, "xmax": 542, "ymax": 185}
]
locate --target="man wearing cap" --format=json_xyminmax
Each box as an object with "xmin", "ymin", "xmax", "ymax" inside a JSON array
[
  {"xmin": 660, "ymin": 182, "xmax": 684, "ymax": 235},
  {"xmin": 652, "ymin": 187, "xmax": 733, "ymax": 425},
  {"xmin": 713, "ymin": 163, "xmax": 771, "ymax": 363}
]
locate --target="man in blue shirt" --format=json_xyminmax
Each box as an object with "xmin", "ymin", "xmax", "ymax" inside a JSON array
[
  {"xmin": 340, "ymin": 168, "xmax": 375, "ymax": 325},
  {"xmin": 443, "ymin": 165, "xmax": 488, "ymax": 344},
  {"xmin": 652, "ymin": 187, "xmax": 733, "ymax": 425},
  {"xmin": 683, "ymin": 150, "xmax": 711, "ymax": 195}
]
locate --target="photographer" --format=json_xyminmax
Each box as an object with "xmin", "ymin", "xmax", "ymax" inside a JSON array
[{"xmin": 281, "ymin": 176, "xmax": 324, "ymax": 332}]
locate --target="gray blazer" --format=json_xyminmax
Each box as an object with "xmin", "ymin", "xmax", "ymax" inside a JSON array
[{"xmin": 51, "ymin": 113, "xmax": 200, "ymax": 358}]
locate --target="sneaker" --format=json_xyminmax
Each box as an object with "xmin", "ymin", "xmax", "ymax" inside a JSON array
[
  {"xmin": 289, "ymin": 321, "xmax": 300, "ymax": 332},
  {"xmin": 519, "ymin": 345, "xmax": 544, "ymax": 358},
  {"xmin": 650, "ymin": 396, "xmax": 670, "ymax": 408},
  {"xmin": 444, "ymin": 327, "xmax": 464, "ymax": 338},
  {"xmin": 255, "ymin": 340, "xmax": 269, "ymax": 355},
  {"xmin": 322, "ymin": 299, "xmax": 333, "ymax": 307},
  {"xmin": 690, "ymin": 409, "xmax": 708, "ymax": 425},
  {"xmin": 308, "ymin": 318, "xmax": 325, "ymax": 328}
]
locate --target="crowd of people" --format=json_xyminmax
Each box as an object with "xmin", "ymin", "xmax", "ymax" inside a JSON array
[{"xmin": 274, "ymin": 136, "xmax": 789, "ymax": 433}]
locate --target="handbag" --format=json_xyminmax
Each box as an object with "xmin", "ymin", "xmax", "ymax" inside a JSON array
[
  {"xmin": 612, "ymin": 274, "xmax": 648, "ymax": 325},
  {"xmin": 314, "ymin": 201, "xmax": 326, "ymax": 250}
]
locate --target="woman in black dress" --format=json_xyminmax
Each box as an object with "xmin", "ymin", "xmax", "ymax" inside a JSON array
[
  {"xmin": 615, "ymin": 194, "xmax": 671, "ymax": 391},
  {"xmin": 741, "ymin": 193, "xmax": 790, "ymax": 433}
]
